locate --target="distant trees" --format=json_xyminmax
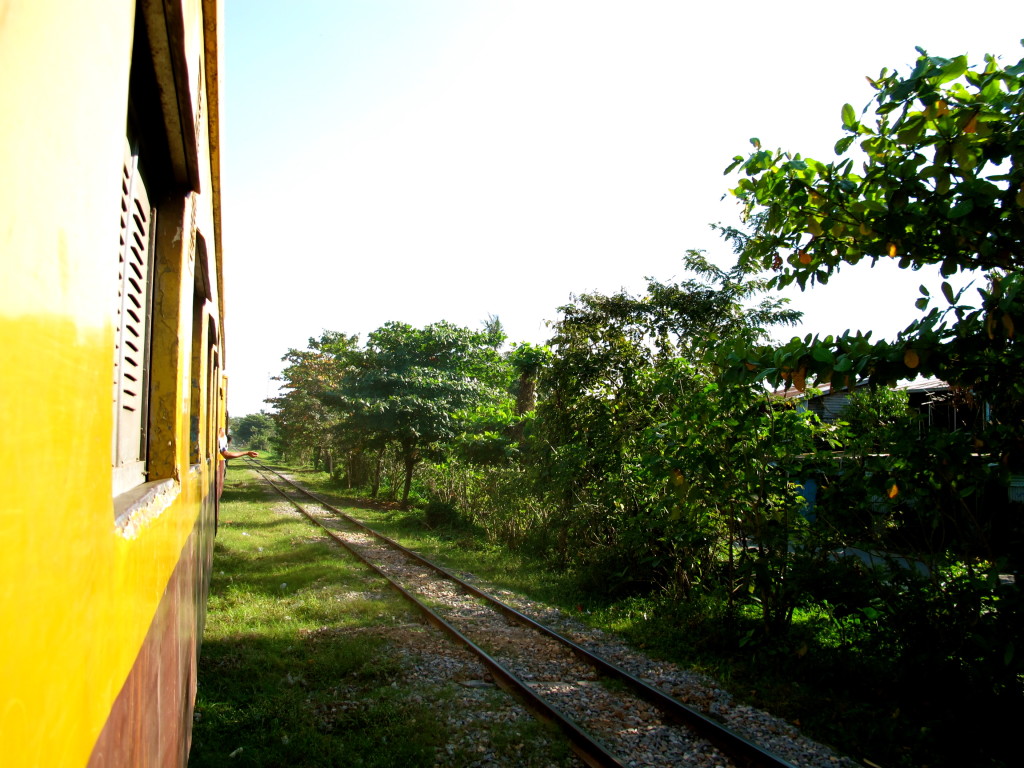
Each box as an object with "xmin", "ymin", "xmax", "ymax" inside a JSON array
[
  {"xmin": 267, "ymin": 332, "xmax": 359, "ymax": 472},
  {"xmin": 270, "ymin": 321, "xmax": 515, "ymax": 507},
  {"xmin": 229, "ymin": 412, "xmax": 276, "ymax": 451},
  {"xmin": 326, "ymin": 321, "xmax": 511, "ymax": 506}
]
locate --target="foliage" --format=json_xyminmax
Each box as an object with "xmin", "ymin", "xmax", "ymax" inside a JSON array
[
  {"xmin": 266, "ymin": 331, "xmax": 361, "ymax": 471},
  {"xmin": 325, "ymin": 321, "xmax": 514, "ymax": 507},
  {"xmin": 838, "ymin": 384, "xmax": 915, "ymax": 451},
  {"xmin": 229, "ymin": 412, "xmax": 277, "ymax": 451},
  {"xmin": 507, "ymin": 342, "xmax": 552, "ymax": 444},
  {"xmin": 717, "ymin": 44, "xmax": 1024, "ymax": 539},
  {"xmin": 647, "ymin": 363, "xmax": 843, "ymax": 634},
  {"xmin": 725, "ymin": 50, "xmax": 1024, "ymax": 283},
  {"xmin": 716, "ymin": 46, "xmax": 1024, "ymax": 471},
  {"xmin": 416, "ymin": 458, "xmax": 556, "ymax": 551},
  {"xmin": 713, "ymin": 44, "xmax": 1024, "ymax": 736},
  {"xmin": 531, "ymin": 253, "xmax": 801, "ymax": 594}
]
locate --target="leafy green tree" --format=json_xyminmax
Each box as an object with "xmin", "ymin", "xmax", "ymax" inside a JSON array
[
  {"xmin": 533, "ymin": 253, "xmax": 800, "ymax": 589},
  {"xmin": 229, "ymin": 412, "xmax": 277, "ymax": 451},
  {"xmin": 716, "ymin": 46, "xmax": 1024, "ymax": 556},
  {"xmin": 718, "ymin": 46, "xmax": 1023, "ymax": 473},
  {"xmin": 328, "ymin": 321, "xmax": 511, "ymax": 507},
  {"xmin": 508, "ymin": 342, "xmax": 551, "ymax": 417},
  {"xmin": 713, "ymin": 46, "xmax": 1024, "ymax": 752},
  {"xmin": 268, "ymin": 331, "xmax": 360, "ymax": 470}
]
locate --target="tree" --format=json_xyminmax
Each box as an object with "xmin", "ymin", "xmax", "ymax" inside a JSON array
[
  {"xmin": 717, "ymin": 48, "xmax": 1023, "ymax": 466},
  {"xmin": 533, "ymin": 254, "xmax": 800, "ymax": 588},
  {"xmin": 508, "ymin": 343, "xmax": 551, "ymax": 417},
  {"xmin": 713, "ymin": 46, "xmax": 1024, "ymax": 749},
  {"xmin": 229, "ymin": 412, "xmax": 276, "ymax": 451},
  {"xmin": 328, "ymin": 321, "xmax": 511, "ymax": 507},
  {"xmin": 716, "ymin": 46, "xmax": 1024, "ymax": 549},
  {"xmin": 267, "ymin": 331, "xmax": 360, "ymax": 470}
]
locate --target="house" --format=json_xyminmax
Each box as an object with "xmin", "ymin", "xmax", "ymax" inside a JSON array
[{"xmin": 777, "ymin": 377, "xmax": 971, "ymax": 432}]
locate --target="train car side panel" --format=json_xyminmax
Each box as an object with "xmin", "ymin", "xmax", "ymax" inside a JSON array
[{"xmin": 0, "ymin": 1, "xmax": 226, "ymax": 766}]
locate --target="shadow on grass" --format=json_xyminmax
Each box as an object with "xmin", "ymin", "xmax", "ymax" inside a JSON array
[
  {"xmin": 193, "ymin": 477, "xmax": 438, "ymax": 767},
  {"xmin": 191, "ymin": 631, "xmax": 440, "ymax": 768},
  {"xmin": 219, "ymin": 481, "xmax": 280, "ymax": 505},
  {"xmin": 208, "ymin": 533, "xmax": 401, "ymax": 603}
]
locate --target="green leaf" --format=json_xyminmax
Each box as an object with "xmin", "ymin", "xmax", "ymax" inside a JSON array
[
  {"xmin": 937, "ymin": 55, "xmax": 968, "ymax": 84},
  {"xmin": 841, "ymin": 103, "xmax": 857, "ymax": 129},
  {"xmin": 860, "ymin": 606, "xmax": 881, "ymax": 621},
  {"xmin": 941, "ymin": 281, "xmax": 955, "ymax": 305},
  {"xmin": 896, "ymin": 114, "xmax": 926, "ymax": 145},
  {"xmin": 834, "ymin": 135, "xmax": 856, "ymax": 155},
  {"xmin": 952, "ymin": 139, "xmax": 974, "ymax": 171},
  {"xmin": 948, "ymin": 199, "xmax": 974, "ymax": 219},
  {"xmin": 810, "ymin": 344, "xmax": 835, "ymax": 364},
  {"xmin": 891, "ymin": 79, "xmax": 917, "ymax": 101}
]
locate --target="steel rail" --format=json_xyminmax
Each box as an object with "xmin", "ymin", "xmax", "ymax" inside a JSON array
[
  {"xmin": 246, "ymin": 459, "xmax": 801, "ymax": 768},
  {"xmin": 247, "ymin": 461, "xmax": 623, "ymax": 768}
]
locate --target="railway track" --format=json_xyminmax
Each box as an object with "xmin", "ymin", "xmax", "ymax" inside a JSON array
[{"xmin": 244, "ymin": 459, "xmax": 820, "ymax": 768}]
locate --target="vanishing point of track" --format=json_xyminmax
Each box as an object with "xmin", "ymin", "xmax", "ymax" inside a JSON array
[{"xmin": 245, "ymin": 459, "xmax": 802, "ymax": 768}]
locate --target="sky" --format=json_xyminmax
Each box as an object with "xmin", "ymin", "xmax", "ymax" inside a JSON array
[{"xmin": 221, "ymin": 0, "xmax": 1024, "ymax": 416}]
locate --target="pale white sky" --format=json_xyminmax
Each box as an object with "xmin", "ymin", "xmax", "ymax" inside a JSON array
[{"xmin": 222, "ymin": 0, "xmax": 1023, "ymax": 415}]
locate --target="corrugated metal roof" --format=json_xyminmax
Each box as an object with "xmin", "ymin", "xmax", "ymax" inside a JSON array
[
  {"xmin": 773, "ymin": 377, "xmax": 950, "ymax": 400},
  {"xmin": 894, "ymin": 377, "xmax": 949, "ymax": 393}
]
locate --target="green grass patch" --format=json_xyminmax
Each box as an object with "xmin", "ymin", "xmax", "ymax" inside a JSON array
[
  {"xmin": 190, "ymin": 465, "xmax": 440, "ymax": 767},
  {"xmin": 192, "ymin": 464, "xmax": 581, "ymax": 767}
]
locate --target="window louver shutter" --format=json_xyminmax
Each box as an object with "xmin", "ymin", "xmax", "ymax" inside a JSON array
[{"xmin": 113, "ymin": 138, "xmax": 154, "ymax": 492}]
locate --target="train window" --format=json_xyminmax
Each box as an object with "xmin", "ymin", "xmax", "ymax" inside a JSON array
[
  {"xmin": 112, "ymin": 138, "xmax": 155, "ymax": 496},
  {"xmin": 112, "ymin": 2, "xmax": 202, "ymax": 509},
  {"xmin": 189, "ymin": 289, "xmax": 203, "ymax": 468},
  {"xmin": 208, "ymin": 338, "xmax": 221, "ymax": 463},
  {"xmin": 190, "ymin": 232, "xmax": 212, "ymax": 468}
]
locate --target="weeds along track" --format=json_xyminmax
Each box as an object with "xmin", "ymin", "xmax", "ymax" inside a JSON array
[{"xmin": 245, "ymin": 460, "xmax": 804, "ymax": 768}]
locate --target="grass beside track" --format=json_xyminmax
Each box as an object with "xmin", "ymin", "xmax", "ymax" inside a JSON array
[
  {"xmin": 189, "ymin": 464, "xmax": 574, "ymax": 768},
  {"xmin": 189, "ymin": 464, "xmax": 436, "ymax": 767}
]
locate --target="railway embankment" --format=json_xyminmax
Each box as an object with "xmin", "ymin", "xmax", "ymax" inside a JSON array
[
  {"xmin": 189, "ymin": 464, "xmax": 578, "ymax": 767},
  {"xmin": 190, "ymin": 464, "xmax": 856, "ymax": 768}
]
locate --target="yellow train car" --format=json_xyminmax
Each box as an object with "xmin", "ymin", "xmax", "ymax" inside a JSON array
[{"xmin": 1, "ymin": 1, "xmax": 227, "ymax": 765}]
